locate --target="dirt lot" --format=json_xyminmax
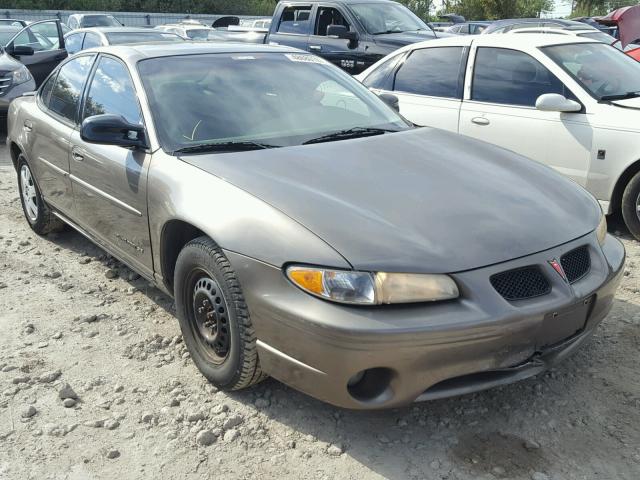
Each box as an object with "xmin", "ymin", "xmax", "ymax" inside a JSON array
[{"xmin": 0, "ymin": 142, "xmax": 639, "ymax": 480}]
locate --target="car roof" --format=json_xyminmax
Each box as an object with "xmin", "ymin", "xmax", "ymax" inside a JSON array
[
  {"xmin": 394, "ymin": 32, "xmax": 597, "ymax": 52},
  {"xmin": 68, "ymin": 27, "xmax": 163, "ymax": 34},
  {"xmin": 84, "ymin": 42, "xmax": 301, "ymax": 62}
]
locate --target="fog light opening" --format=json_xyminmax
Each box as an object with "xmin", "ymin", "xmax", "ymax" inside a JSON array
[{"xmin": 347, "ymin": 367, "xmax": 393, "ymax": 402}]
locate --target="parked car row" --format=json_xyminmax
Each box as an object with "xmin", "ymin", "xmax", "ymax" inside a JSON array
[{"xmin": 5, "ymin": 41, "xmax": 625, "ymax": 409}]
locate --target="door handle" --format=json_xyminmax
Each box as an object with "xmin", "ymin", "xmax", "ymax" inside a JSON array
[
  {"xmin": 71, "ymin": 149, "xmax": 84, "ymax": 162},
  {"xmin": 309, "ymin": 45, "xmax": 322, "ymax": 51},
  {"xmin": 23, "ymin": 120, "xmax": 33, "ymax": 132},
  {"xmin": 471, "ymin": 117, "xmax": 490, "ymax": 126}
]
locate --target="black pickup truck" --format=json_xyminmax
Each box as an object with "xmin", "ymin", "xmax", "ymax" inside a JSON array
[{"xmin": 214, "ymin": 0, "xmax": 450, "ymax": 74}]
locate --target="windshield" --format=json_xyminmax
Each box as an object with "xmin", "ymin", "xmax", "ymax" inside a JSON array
[
  {"xmin": 350, "ymin": 3, "xmax": 428, "ymax": 35},
  {"xmin": 185, "ymin": 29, "xmax": 211, "ymax": 39},
  {"xmin": 138, "ymin": 52, "xmax": 408, "ymax": 153},
  {"xmin": 80, "ymin": 15, "xmax": 121, "ymax": 27},
  {"xmin": 543, "ymin": 42, "xmax": 640, "ymax": 100},
  {"xmin": 106, "ymin": 32, "xmax": 184, "ymax": 45}
]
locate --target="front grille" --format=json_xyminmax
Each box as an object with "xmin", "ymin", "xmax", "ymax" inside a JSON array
[
  {"xmin": 0, "ymin": 72, "xmax": 11, "ymax": 97},
  {"xmin": 561, "ymin": 246, "xmax": 591, "ymax": 283},
  {"xmin": 491, "ymin": 266, "xmax": 551, "ymax": 301}
]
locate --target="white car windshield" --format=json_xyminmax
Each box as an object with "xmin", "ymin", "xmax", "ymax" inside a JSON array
[
  {"xmin": 544, "ymin": 42, "xmax": 640, "ymax": 100},
  {"xmin": 350, "ymin": 3, "xmax": 428, "ymax": 35},
  {"xmin": 138, "ymin": 52, "xmax": 408, "ymax": 153}
]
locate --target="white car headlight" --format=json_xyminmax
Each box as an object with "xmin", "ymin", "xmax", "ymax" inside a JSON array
[
  {"xmin": 596, "ymin": 212, "xmax": 607, "ymax": 246},
  {"xmin": 12, "ymin": 66, "xmax": 32, "ymax": 86},
  {"xmin": 286, "ymin": 266, "xmax": 459, "ymax": 305}
]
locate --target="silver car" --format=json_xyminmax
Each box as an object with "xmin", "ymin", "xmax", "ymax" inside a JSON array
[{"xmin": 6, "ymin": 43, "xmax": 624, "ymax": 409}]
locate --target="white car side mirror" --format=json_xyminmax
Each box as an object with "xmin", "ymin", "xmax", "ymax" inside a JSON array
[{"xmin": 535, "ymin": 93, "xmax": 582, "ymax": 113}]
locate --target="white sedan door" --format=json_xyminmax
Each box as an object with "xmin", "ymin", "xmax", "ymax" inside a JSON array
[{"xmin": 459, "ymin": 46, "xmax": 593, "ymax": 187}]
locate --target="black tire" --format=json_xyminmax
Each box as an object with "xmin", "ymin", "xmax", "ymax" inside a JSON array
[
  {"xmin": 621, "ymin": 171, "xmax": 640, "ymax": 241},
  {"xmin": 17, "ymin": 154, "xmax": 65, "ymax": 235},
  {"xmin": 174, "ymin": 236, "xmax": 265, "ymax": 390}
]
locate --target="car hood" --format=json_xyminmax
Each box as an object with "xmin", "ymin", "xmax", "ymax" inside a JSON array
[
  {"xmin": 180, "ymin": 128, "xmax": 600, "ymax": 273},
  {"xmin": 372, "ymin": 30, "xmax": 453, "ymax": 48},
  {"xmin": 0, "ymin": 50, "xmax": 23, "ymax": 71}
]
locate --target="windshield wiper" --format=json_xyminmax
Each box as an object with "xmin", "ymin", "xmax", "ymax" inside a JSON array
[
  {"xmin": 303, "ymin": 127, "xmax": 395, "ymax": 145},
  {"xmin": 599, "ymin": 91, "xmax": 640, "ymax": 102},
  {"xmin": 372, "ymin": 29, "xmax": 407, "ymax": 35},
  {"xmin": 173, "ymin": 141, "xmax": 280, "ymax": 155}
]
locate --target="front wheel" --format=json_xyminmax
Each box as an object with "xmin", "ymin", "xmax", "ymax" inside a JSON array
[
  {"xmin": 621, "ymin": 171, "xmax": 640, "ymax": 241},
  {"xmin": 174, "ymin": 236, "xmax": 265, "ymax": 390},
  {"xmin": 17, "ymin": 154, "xmax": 64, "ymax": 235}
]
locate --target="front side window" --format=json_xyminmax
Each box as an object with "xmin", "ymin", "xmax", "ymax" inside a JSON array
[
  {"xmin": 84, "ymin": 56, "xmax": 141, "ymax": 125},
  {"xmin": 350, "ymin": 3, "xmax": 429, "ymax": 35},
  {"xmin": 137, "ymin": 52, "xmax": 408, "ymax": 153},
  {"xmin": 544, "ymin": 42, "xmax": 640, "ymax": 100},
  {"xmin": 277, "ymin": 6, "xmax": 312, "ymax": 34},
  {"xmin": 472, "ymin": 47, "xmax": 572, "ymax": 107},
  {"xmin": 82, "ymin": 32, "xmax": 102, "ymax": 49},
  {"xmin": 315, "ymin": 7, "xmax": 350, "ymax": 36},
  {"xmin": 394, "ymin": 47, "xmax": 466, "ymax": 99},
  {"xmin": 48, "ymin": 55, "xmax": 95, "ymax": 122},
  {"xmin": 12, "ymin": 22, "xmax": 57, "ymax": 52},
  {"xmin": 65, "ymin": 33, "xmax": 84, "ymax": 54}
]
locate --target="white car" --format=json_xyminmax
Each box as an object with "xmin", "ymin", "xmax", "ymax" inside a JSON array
[
  {"xmin": 155, "ymin": 23, "xmax": 215, "ymax": 41},
  {"xmin": 356, "ymin": 34, "xmax": 640, "ymax": 239}
]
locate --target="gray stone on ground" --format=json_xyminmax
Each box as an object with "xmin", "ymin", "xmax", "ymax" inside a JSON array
[{"xmin": 58, "ymin": 383, "xmax": 78, "ymax": 400}]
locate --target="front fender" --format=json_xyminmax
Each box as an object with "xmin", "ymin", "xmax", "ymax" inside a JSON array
[{"xmin": 147, "ymin": 152, "xmax": 351, "ymax": 283}]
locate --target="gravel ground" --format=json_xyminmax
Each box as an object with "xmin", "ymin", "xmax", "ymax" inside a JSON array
[{"xmin": 0, "ymin": 140, "xmax": 639, "ymax": 480}]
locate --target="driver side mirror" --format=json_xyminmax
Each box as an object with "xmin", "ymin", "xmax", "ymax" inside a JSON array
[
  {"xmin": 81, "ymin": 114, "xmax": 149, "ymax": 149},
  {"xmin": 377, "ymin": 93, "xmax": 400, "ymax": 112},
  {"xmin": 7, "ymin": 44, "xmax": 34, "ymax": 56},
  {"xmin": 535, "ymin": 93, "xmax": 581, "ymax": 113},
  {"xmin": 327, "ymin": 25, "xmax": 359, "ymax": 44}
]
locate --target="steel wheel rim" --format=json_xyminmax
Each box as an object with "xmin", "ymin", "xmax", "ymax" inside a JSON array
[
  {"xmin": 20, "ymin": 164, "xmax": 38, "ymax": 222},
  {"xmin": 189, "ymin": 271, "xmax": 231, "ymax": 364},
  {"xmin": 636, "ymin": 191, "xmax": 640, "ymax": 221}
]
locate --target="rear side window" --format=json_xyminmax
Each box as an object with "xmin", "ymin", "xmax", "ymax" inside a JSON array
[
  {"xmin": 361, "ymin": 53, "xmax": 403, "ymax": 90},
  {"xmin": 84, "ymin": 56, "xmax": 141, "ymax": 125},
  {"xmin": 393, "ymin": 47, "xmax": 466, "ymax": 99},
  {"xmin": 472, "ymin": 47, "xmax": 573, "ymax": 107},
  {"xmin": 277, "ymin": 5, "xmax": 312, "ymax": 34},
  {"xmin": 82, "ymin": 32, "xmax": 102, "ymax": 49},
  {"xmin": 39, "ymin": 72, "xmax": 57, "ymax": 108},
  {"xmin": 48, "ymin": 55, "xmax": 95, "ymax": 122},
  {"xmin": 65, "ymin": 33, "xmax": 83, "ymax": 54}
]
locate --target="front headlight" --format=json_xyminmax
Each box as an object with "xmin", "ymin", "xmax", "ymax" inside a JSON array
[
  {"xmin": 596, "ymin": 213, "xmax": 607, "ymax": 246},
  {"xmin": 286, "ymin": 266, "xmax": 459, "ymax": 305},
  {"xmin": 12, "ymin": 66, "xmax": 32, "ymax": 86}
]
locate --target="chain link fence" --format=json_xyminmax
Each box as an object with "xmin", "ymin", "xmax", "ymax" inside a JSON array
[{"xmin": 1, "ymin": 9, "xmax": 267, "ymax": 27}]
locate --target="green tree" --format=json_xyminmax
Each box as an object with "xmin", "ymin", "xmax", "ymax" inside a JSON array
[{"xmin": 440, "ymin": 0, "xmax": 554, "ymax": 20}]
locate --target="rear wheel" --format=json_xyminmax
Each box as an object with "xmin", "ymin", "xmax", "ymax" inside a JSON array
[
  {"xmin": 174, "ymin": 236, "xmax": 265, "ymax": 390},
  {"xmin": 621, "ymin": 171, "xmax": 640, "ymax": 241},
  {"xmin": 17, "ymin": 154, "xmax": 64, "ymax": 235}
]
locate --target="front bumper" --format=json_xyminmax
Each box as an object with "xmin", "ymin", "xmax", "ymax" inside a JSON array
[{"xmin": 226, "ymin": 232, "xmax": 625, "ymax": 409}]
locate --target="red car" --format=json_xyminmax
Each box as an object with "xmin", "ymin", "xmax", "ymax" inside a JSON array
[{"xmin": 598, "ymin": 5, "xmax": 640, "ymax": 61}]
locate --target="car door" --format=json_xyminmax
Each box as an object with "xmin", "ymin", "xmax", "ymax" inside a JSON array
[
  {"xmin": 309, "ymin": 5, "xmax": 362, "ymax": 72},
  {"xmin": 459, "ymin": 46, "xmax": 593, "ymax": 187},
  {"xmin": 268, "ymin": 4, "xmax": 313, "ymax": 51},
  {"xmin": 370, "ymin": 46, "xmax": 468, "ymax": 132},
  {"xmin": 68, "ymin": 54, "xmax": 153, "ymax": 276},
  {"xmin": 26, "ymin": 54, "xmax": 96, "ymax": 216},
  {"xmin": 7, "ymin": 20, "xmax": 67, "ymax": 87}
]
